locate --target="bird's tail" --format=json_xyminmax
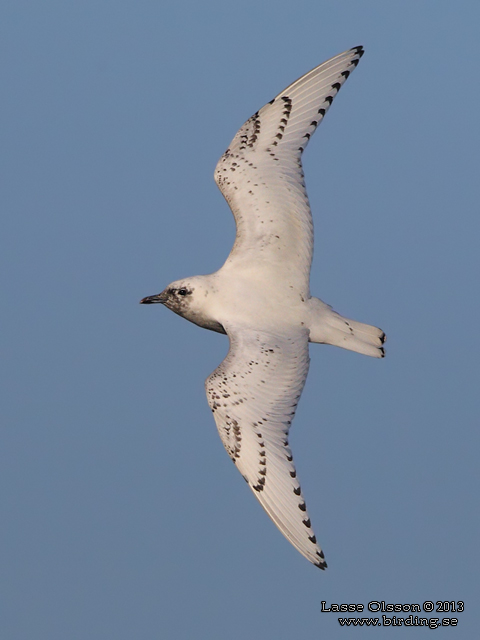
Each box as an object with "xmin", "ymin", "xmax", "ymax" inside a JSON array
[{"xmin": 308, "ymin": 297, "xmax": 385, "ymax": 358}]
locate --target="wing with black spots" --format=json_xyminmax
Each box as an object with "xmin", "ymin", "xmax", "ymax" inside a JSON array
[
  {"xmin": 205, "ymin": 324, "xmax": 327, "ymax": 569},
  {"xmin": 215, "ymin": 46, "xmax": 364, "ymax": 297}
]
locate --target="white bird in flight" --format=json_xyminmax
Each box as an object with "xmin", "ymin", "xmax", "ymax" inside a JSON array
[{"xmin": 141, "ymin": 46, "xmax": 385, "ymax": 569}]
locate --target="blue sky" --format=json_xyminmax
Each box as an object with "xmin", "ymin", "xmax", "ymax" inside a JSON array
[{"xmin": 2, "ymin": 1, "xmax": 479, "ymax": 638}]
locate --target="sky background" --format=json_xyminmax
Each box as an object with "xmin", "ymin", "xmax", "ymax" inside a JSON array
[{"xmin": 2, "ymin": 1, "xmax": 479, "ymax": 638}]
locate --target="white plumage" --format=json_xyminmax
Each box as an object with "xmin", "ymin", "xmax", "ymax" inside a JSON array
[{"xmin": 141, "ymin": 46, "xmax": 385, "ymax": 569}]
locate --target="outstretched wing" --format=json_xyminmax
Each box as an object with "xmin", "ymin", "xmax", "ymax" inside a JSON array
[
  {"xmin": 205, "ymin": 324, "xmax": 326, "ymax": 569},
  {"xmin": 215, "ymin": 46, "xmax": 364, "ymax": 298}
]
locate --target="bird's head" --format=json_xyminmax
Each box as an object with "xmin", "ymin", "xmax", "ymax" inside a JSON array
[{"xmin": 140, "ymin": 275, "xmax": 225, "ymax": 334}]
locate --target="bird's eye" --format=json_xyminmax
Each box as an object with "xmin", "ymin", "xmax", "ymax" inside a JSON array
[{"xmin": 177, "ymin": 288, "xmax": 187, "ymax": 296}]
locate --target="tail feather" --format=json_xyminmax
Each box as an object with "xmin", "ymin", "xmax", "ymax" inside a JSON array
[{"xmin": 308, "ymin": 298, "xmax": 386, "ymax": 358}]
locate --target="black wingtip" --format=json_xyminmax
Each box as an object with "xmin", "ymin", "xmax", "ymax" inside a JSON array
[
  {"xmin": 315, "ymin": 549, "xmax": 327, "ymax": 569},
  {"xmin": 351, "ymin": 45, "xmax": 365, "ymax": 57}
]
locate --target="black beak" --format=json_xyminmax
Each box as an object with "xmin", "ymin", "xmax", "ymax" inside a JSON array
[{"xmin": 140, "ymin": 292, "xmax": 168, "ymax": 304}]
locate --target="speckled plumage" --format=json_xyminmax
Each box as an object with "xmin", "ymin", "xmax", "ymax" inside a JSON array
[{"xmin": 141, "ymin": 46, "xmax": 385, "ymax": 569}]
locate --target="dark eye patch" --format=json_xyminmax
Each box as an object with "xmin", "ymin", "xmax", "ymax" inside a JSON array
[{"xmin": 177, "ymin": 288, "xmax": 188, "ymax": 296}]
